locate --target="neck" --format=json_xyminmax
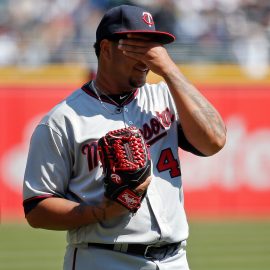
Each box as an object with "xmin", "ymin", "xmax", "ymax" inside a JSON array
[
  {"xmin": 91, "ymin": 80, "xmax": 135, "ymax": 110},
  {"xmin": 94, "ymin": 74, "xmax": 135, "ymax": 95}
]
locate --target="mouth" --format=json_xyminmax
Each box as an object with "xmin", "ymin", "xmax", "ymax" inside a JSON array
[{"xmin": 134, "ymin": 67, "xmax": 149, "ymax": 73}]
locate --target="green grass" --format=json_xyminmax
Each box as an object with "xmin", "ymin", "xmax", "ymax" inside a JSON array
[
  {"xmin": 0, "ymin": 223, "xmax": 66, "ymax": 270},
  {"xmin": 187, "ymin": 220, "xmax": 270, "ymax": 270},
  {"xmin": 1, "ymin": 220, "xmax": 270, "ymax": 269}
]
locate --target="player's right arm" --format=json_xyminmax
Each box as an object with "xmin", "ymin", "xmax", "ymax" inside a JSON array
[
  {"xmin": 25, "ymin": 197, "xmax": 126, "ymax": 230},
  {"xmin": 25, "ymin": 177, "xmax": 150, "ymax": 230},
  {"xmin": 23, "ymin": 122, "xmax": 149, "ymax": 230}
]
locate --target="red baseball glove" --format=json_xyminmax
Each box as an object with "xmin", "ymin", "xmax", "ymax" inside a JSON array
[{"xmin": 98, "ymin": 126, "xmax": 151, "ymax": 213}]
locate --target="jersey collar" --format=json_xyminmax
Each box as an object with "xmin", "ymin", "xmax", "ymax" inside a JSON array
[{"xmin": 81, "ymin": 81, "xmax": 138, "ymax": 106}]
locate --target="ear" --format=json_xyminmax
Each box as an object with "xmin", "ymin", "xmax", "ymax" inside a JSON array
[{"xmin": 99, "ymin": 39, "xmax": 112, "ymax": 60}]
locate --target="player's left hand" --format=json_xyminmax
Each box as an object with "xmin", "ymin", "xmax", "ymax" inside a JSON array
[
  {"xmin": 98, "ymin": 127, "xmax": 151, "ymax": 213},
  {"xmin": 117, "ymin": 34, "xmax": 176, "ymax": 77}
]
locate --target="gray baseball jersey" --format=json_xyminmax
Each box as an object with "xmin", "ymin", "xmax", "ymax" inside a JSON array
[{"xmin": 23, "ymin": 81, "xmax": 192, "ymax": 268}]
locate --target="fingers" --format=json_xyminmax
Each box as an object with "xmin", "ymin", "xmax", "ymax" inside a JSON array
[
  {"xmin": 117, "ymin": 34, "xmax": 161, "ymax": 54},
  {"xmin": 118, "ymin": 40, "xmax": 148, "ymax": 56},
  {"xmin": 117, "ymin": 35, "xmax": 172, "ymax": 76},
  {"xmin": 134, "ymin": 176, "xmax": 152, "ymax": 195},
  {"xmin": 117, "ymin": 38, "xmax": 157, "ymax": 63}
]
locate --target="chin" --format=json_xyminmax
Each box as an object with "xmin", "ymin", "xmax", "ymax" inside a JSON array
[{"xmin": 129, "ymin": 78, "xmax": 146, "ymax": 88}]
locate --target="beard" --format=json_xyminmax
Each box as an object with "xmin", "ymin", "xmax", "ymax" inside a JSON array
[
  {"xmin": 129, "ymin": 71, "xmax": 148, "ymax": 88},
  {"xmin": 129, "ymin": 79, "xmax": 145, "ymax": 88}
]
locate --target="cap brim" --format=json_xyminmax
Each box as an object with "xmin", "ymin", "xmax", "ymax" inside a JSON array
[{"xmin": 113, "ymin": 30, "xmax": 175, "ymax": 44}]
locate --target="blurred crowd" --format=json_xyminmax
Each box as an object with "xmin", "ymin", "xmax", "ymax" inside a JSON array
[{"xmin": 0, "ymin": 0, "xmax": 270, "ymax": 77}]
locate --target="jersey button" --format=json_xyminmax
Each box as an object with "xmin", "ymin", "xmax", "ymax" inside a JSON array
[
  {"xmin": 128, "ymin": 121, "xmax": 133, "ymax": 125},
  {"xmin": 124, "ymin": 107, "xmax": 128, "ymax": 112}
]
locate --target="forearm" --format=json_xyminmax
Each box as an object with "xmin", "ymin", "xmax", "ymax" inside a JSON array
[
  {"xmin": 162, "ymin": 65, "xmax": 226, "ymax": 156},
  {"xmin": 25, "ymin": 197, "xmax": 128, "ymax": 230}
]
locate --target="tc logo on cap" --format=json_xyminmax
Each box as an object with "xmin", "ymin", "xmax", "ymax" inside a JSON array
[{"xmin": 142, "ymin": 12, "xmax": 154, "ymax": 27}]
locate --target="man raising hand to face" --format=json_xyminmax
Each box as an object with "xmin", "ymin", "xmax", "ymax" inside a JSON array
[{"xmin": 24, "ymin": 5, "xmax": 226, "ymax": 270}]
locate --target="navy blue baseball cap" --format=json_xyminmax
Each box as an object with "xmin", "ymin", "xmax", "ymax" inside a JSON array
[{"xmin": 95, "ymin": 5, "xmax": 175, "ymax": 45}]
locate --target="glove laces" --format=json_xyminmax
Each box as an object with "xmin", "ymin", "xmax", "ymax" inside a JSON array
[{"xmin": 109, "ymin": 129, "xmax": 147, "ymax": 171}]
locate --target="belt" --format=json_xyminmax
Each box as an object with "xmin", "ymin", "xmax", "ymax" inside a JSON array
[{"xmin": 88, "ymin": 242, "xmax": 182, "ymax": 260}]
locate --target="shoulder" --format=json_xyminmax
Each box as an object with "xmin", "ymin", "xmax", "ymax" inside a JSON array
[
  {"xmin": 139, "ymin": 81, "xmax": 170, "ymax": 99},
  {"xmin": 38, "ymin": 88, "xmax": 84, "ymax": 133},
  {"xmin": 141, "ymin": 81, "xmax": 173, "ymax": 101},
  {"xmin": 142, "ymin": 81, "xmax": 168, "ymax": 91}
]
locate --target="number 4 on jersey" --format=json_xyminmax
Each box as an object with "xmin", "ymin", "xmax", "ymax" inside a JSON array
[{"xmin": 156, "ymin": 148, "xmax": 181, "ymax": 178}]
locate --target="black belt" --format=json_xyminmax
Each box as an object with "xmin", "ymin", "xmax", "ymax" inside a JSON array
[{"xmin": 88, "ymin": 242, "xmax": 182, "ymax": 260}]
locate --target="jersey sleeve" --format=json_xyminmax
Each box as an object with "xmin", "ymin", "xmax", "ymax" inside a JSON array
[{"xmin": 23, "ymin": 123, "xmax": 72, "ymax": 202}]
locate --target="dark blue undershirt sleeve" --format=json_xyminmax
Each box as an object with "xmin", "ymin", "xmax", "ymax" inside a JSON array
[
  {"xmin": 177, "ymin": 124, "xmax": 206, "ymax": 156},
  {"xmin": 23, "ymin": 195, "xmax": 56, "ymax": 216}
]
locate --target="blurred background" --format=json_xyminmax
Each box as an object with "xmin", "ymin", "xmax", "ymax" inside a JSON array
[{"xmin": 0, "ymin": 0, "xmax": 270, "ymax": 269}]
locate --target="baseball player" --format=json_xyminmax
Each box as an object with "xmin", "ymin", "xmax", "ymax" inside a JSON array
[{"xmin": 23, "ymin": 5, "xmax": 226, "ymax": 270}]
